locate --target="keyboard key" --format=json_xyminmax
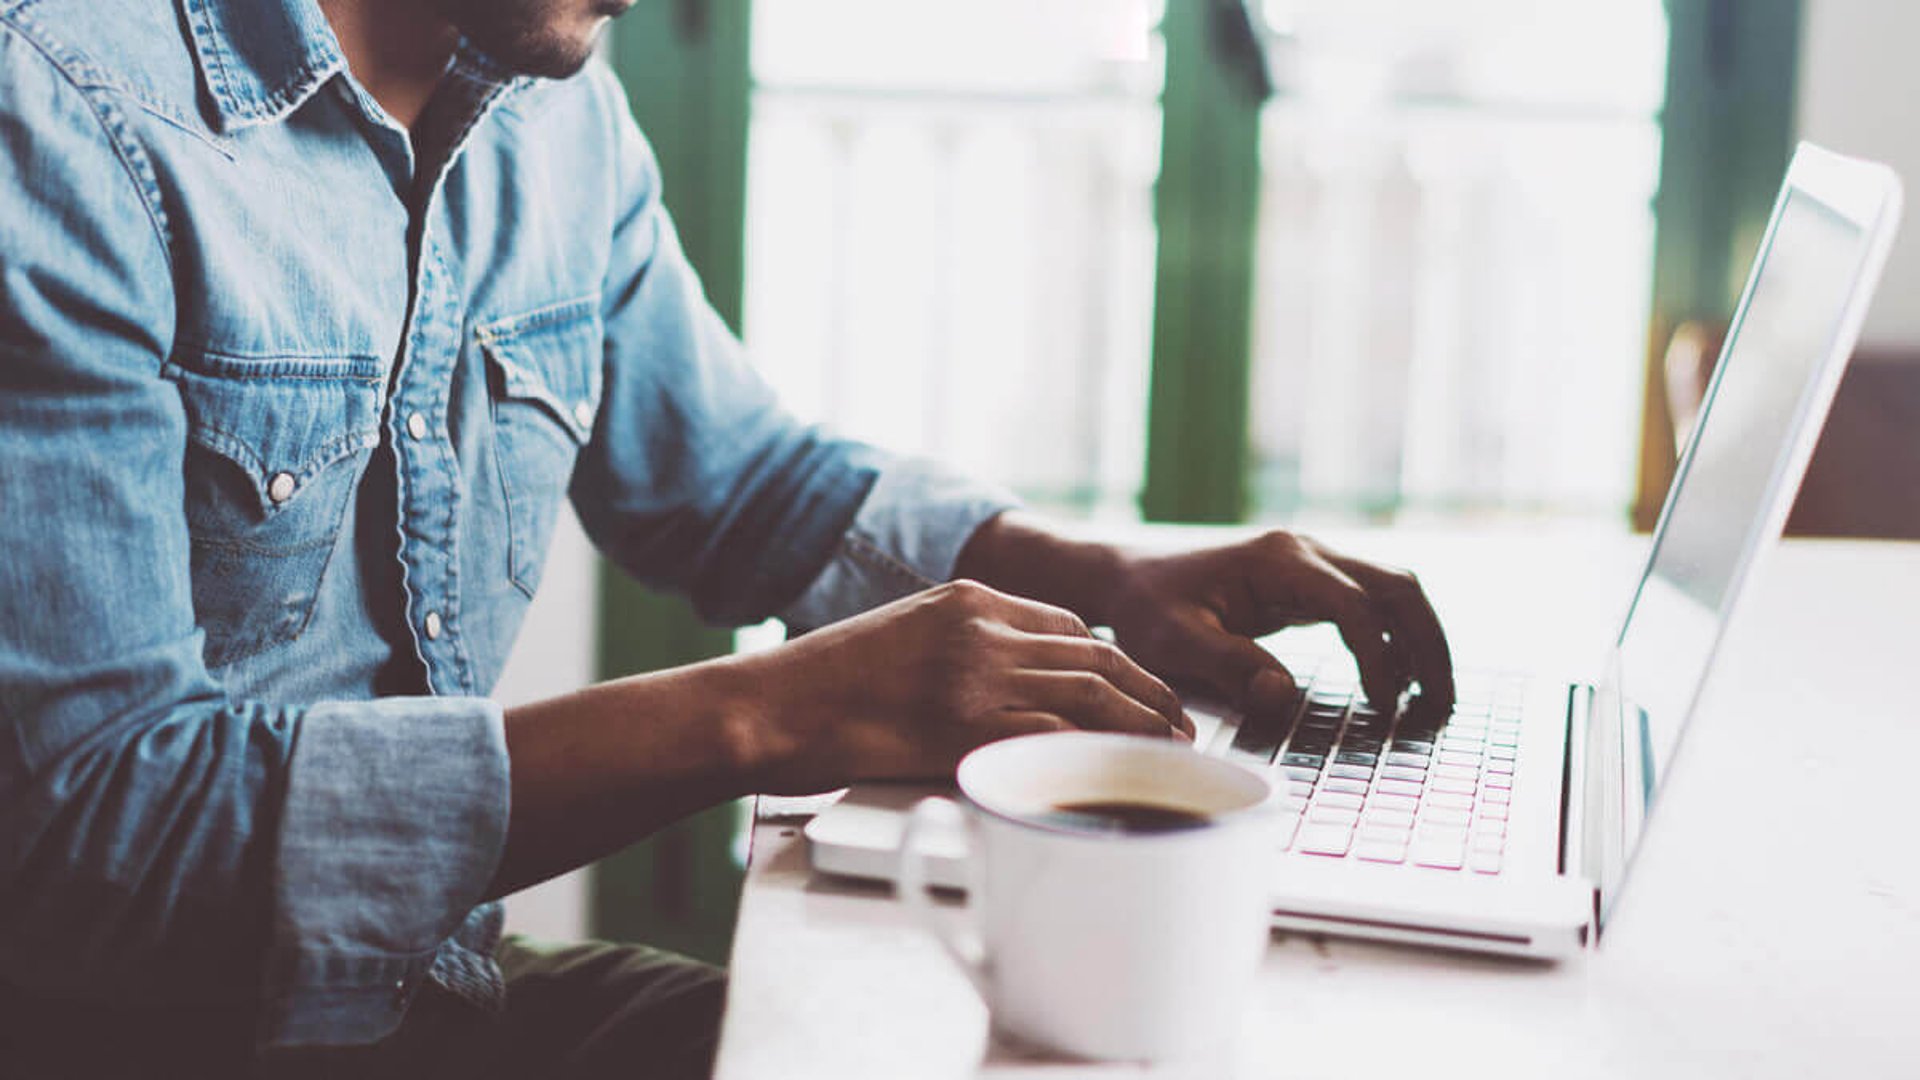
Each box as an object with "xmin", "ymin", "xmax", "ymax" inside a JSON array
[
  {"xmin": 1280, "ymin": 765, "xmax": 1320, "ymax": 783},
  {"xmin": 1379, "ymin": 764, "xmax": 1426, "ymax": 783},
  {"xmin": 1286, "ymin": 780, "xmax": 1316, "ymax": 803},
  {"xmin": 1429, "ymin": 776, "xmax": 1477, "ymax": 796},
  {"xmin": 1327, "ymin": 763, "xmax": 1374, "ymax": 781},
  {"xmin": 1425, "ymin": 791, "xmax": 1474, "ymax": 810},
  {"xmin": 1480, "ymin": 803, "xmax": 1510, "ymax": 821},
  {"xmin": 1471, "ymin": 817, "xmax": 1507, "ymax": 837},
  {"xmin": 1471, "ymin": 833, "xmax": 1505, "ymax": 854},
  {"xmin": 1470, "ymin": 851, "xmax": 1504, "ymax": 875},
  {"xmin": 1431, "ymin": 763, "xmax": 1478, "ymax": 781},
  {"xmin": 1367, "ymin": 792, "xmax": 1420, "ymax": 814},
  {"xmin": 1483, "ymin": 788, "xmax": 1513, "ymax": 805},
  {"xmin": 1483, "ymin": 773, "xmax": 1514, "ymax": 790},
  {"xmin": 1385, "ymin": 751, "xmax": 1431, "ymax": 769},
  {"xmin": 1308, "ymin": 805, "xmax": 1361, "ymax": 826},
  {"xmin": 1297, "ymin": 823, "xmax": 1354, "ymax": 856},
  {"xmin": 1275, "ymin": 813, "xmax": 1301, "ymax": 849},
  {"xmin": 1420, "ymin": 805, "xmax": 1471, "ymax": 826},
  {"xmin": 1484, "ymin": 758, "xmax": 1516, "ymax": 775},
  {"xmin": 1361, "ymin": 810, "xmax": 1415, "ymax": 831},
  {"xmin": 1437, "ymin": 750, "xmax": 1481, "ymax": 768},
  {"xmin": 1334, "ymin": 750, "xmax": 1379, "ymax": 767},
  {"xmin": 1487, "ymin": 746, "xmax": 1519, "ymax": 761},
  {"xmin": 1320, "ymin": 777, "xmax": 1369, "ymax": 797},
  {"xmin": 1411, "ymin": 839, "xmax": 1466, "ymax": 870},
  {"xmin": 1281, "ymin": 751, "xmax": 1327, "ymax": 770},
  {"xmin": 1376, "ymin": 777, "xmax": 1424, "ymax": 798},
  {"xmin": 1354, "ymin": 837, "xmax": 1408, "ymax": 864},
  {"xmin": 1390, "ymin": 739, "xmax": 1435, "ymax": 755},
  {"xmin": 1314, "ymin": 790, "xmax": 1365, "ymax": 811}
]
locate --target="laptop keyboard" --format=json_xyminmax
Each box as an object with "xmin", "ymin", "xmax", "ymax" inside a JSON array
[{"xmin": 1217, "ymin": 665, "xmax": 1525, "ymax": 875}]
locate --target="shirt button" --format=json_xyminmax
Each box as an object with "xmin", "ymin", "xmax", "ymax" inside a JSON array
[
  {"xmin": 267, "ymin": 472, "xmax": 296, "ymax": 504},
  {"xmin": 423, "ymin": 611, "xmax": 443, "ymax": 640},
  {"xmin": 406, "ymin": 411, "xmax": 428, "ymax": 440},
  {"xmin": 573, "ymin": 401, "xmax": 594, "ymax": 429}
]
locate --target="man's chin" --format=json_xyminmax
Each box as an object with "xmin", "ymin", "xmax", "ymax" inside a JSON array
[{"xmin": 445, "ymin": 0, "xmax": 620, "ymax": 80}]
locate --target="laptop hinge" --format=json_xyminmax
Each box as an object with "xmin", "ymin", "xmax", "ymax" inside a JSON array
[
  {"xmin": 1559, "ymin": 683, "xmax": 1591, "ymax": 877},
  {"xmin": 1560, "ymin": 682, "xmax": 1604, "ymax": 945}
]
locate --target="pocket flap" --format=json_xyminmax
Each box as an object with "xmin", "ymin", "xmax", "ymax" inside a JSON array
[
  {"xmin": 163, "ymin": 351, "xmax": 385, "ymax": 515},
  {"xmin": 477, "ymin": 296, "xmax": 604, "ymax": 444}
]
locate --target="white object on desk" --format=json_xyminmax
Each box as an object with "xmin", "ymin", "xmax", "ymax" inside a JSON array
[
  {"xmin": 896, "ymin": 734, "xmax": 1284, "ymax": 1062},
  {"xmin": 717, "ymin": 536, "xmax": 1920, "ymax": 1079}
]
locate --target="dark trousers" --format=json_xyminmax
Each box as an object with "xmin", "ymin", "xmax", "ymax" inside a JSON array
[{"xmin": 0, "ymin": 937, "xmax": 728, "ymax": 1080}]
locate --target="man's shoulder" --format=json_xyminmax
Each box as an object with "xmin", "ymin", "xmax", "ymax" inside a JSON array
[{"xmin": 0, "ymin": 0, "xmax": 207, "ymax": 138}]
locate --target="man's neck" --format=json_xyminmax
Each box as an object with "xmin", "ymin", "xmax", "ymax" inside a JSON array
[{"xmin": 319, "ymin": 0, "xmax": 460, "ymax": 130}]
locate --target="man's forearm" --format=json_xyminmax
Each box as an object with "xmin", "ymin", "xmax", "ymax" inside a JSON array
[
  {"xmin": 953, "ymin": 511, "xmax": 1127, "ymax": 627},
  {"xmin": 485, "ymin": 656, "xmax": 774, "ymax": 899}
]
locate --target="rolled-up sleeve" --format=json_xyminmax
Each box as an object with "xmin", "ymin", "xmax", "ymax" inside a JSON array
[
  {"xmin": 262, "ymin": 698, "xmax": 507, "ymax": 1045},
  {"xmin": 780, "ymin": 457, "xmax": 1020, "ymax": 631},
  {"xmin": 572, "ymin": 69, "xmax": 1017, "ymax": 629},
  {"xmin": 0, "ymin": 42, "xmax": 507, "ymax": 1049}
]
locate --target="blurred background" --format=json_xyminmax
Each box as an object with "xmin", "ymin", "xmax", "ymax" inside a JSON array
[{"xmin": 496, "ymin": 0, "xmax": 1920, "ymax": 960}]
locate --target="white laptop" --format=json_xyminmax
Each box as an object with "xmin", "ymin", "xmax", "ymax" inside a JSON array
[{"xmin": 805, "ymin": 143, "xmax": 1903, "ymax": 959}]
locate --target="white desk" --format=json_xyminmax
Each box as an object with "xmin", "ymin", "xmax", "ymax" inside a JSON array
[{"xmin": 714, "ymin": 530, "xmax": 1920, "ymax": 1079}]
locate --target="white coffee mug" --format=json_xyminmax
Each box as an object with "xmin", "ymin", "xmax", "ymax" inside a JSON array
[{"xmin": 895, "ymin": 731, "xmax": 1285, "ymax": 1062}]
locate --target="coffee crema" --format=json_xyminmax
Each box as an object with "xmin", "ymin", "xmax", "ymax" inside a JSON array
[{"xmin": 1035, "ymin": 799, "xmax": 1213, "ymax": 834}]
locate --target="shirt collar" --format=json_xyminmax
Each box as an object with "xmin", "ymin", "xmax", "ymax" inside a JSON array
[{"xmin": 180, "ymin": 0, "xmax": 348, "ymax": 133}]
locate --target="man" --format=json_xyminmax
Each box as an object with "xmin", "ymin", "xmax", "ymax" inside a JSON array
[{"xmin": 0, "ymin": 0, "xmax": 1453, "ymax": 1075}]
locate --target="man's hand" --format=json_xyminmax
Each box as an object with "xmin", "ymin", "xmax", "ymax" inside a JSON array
[
  {"xmin": 955, "ymin": 513, "xmax": 1455, "ymax": 717},
  {"xmin": 734, "ymin": 580, "xmax": 1193, "ymax": 794}
]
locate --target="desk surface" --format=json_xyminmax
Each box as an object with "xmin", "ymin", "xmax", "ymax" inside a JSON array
[{"xmin": 714, "ymin": 529, "xmax": 1920, "ymax": 1080}]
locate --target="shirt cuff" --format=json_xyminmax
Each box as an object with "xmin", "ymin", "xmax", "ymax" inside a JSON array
[
  {"xmin": 780, "ymin": 456, "xmax": 1021, "ymax": 631},
  {"xmin": 258, "ymin": 696, "xmax": 510, "ymax": 1048}
]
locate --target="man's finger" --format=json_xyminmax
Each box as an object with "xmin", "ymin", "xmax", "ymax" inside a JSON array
[
  {"xmin": 1018, "ymin": 634, "xmax": 1190, "ymax": 736},
  {"xmin": 984, "ymin": 711, "xmax": 1074, "ymax": 741},
  {"xmin": 1289, "ymin": 558, "xmax": 1405, "ymax": 709},
  {"xmin": 1012, "ymin": 670, "xmax": 1187, "ymax": 740},
  {"xmin": 1165, "ymin": 622, "xmax": 1300, "ymax": 715},
  {"xmin": 963, "ymin": 583, "xmax": 1096, "ymax": 639},
  {"xmin": 1325, "ymin": 555, "xmax": 1455, "ymax": 709}
]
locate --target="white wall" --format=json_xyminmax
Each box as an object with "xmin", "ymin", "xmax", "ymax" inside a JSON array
[
  {"xmin": 1797, "ymin": 0, "xmax": 1920, "ymax": 351},
  {"xmin": 493, "ymin": 511, "xmax": 597, "ymax": 942}
]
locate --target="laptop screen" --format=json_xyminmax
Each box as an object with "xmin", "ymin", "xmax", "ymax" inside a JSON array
[
  {"xmin": 1616, "ymin": 190, "xmax": 1866, "ymax": 782},
  {"xmin": 1594, "ymin": 166, "xmax": 1893, "ymax": 921}
]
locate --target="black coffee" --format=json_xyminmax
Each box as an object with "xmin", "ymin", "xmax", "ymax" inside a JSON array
[{"xmin": 1037, "ymin": 799, "xmax": 1212, "ymax": 834}]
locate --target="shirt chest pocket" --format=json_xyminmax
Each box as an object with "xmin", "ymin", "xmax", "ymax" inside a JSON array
[
  {"xmin": 478, "ymin": 297, "xmax": 603, "ymax": 598},
  {"xmin": 163, "ymin": 351, "xmax": 385, "ymax": 667}
]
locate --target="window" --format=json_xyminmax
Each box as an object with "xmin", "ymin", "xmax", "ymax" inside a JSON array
[
  {"xmin": 745, "ymin": 0, "xmax": 1164, "ymax": 515},
  {"xmin": 1248, "ymin": 2, "xmax": 1670, "ymax": 523}
]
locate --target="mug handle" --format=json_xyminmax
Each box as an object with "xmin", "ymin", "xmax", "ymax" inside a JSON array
[{"xmin": 896, "ymin": 796, "xmax": 989, "ymax": 998}]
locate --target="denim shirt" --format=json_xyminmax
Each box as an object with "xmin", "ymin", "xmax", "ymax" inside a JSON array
[{"xmin": 0, "ymin": 0, "xmax": 1013, "ymax": 1050}]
